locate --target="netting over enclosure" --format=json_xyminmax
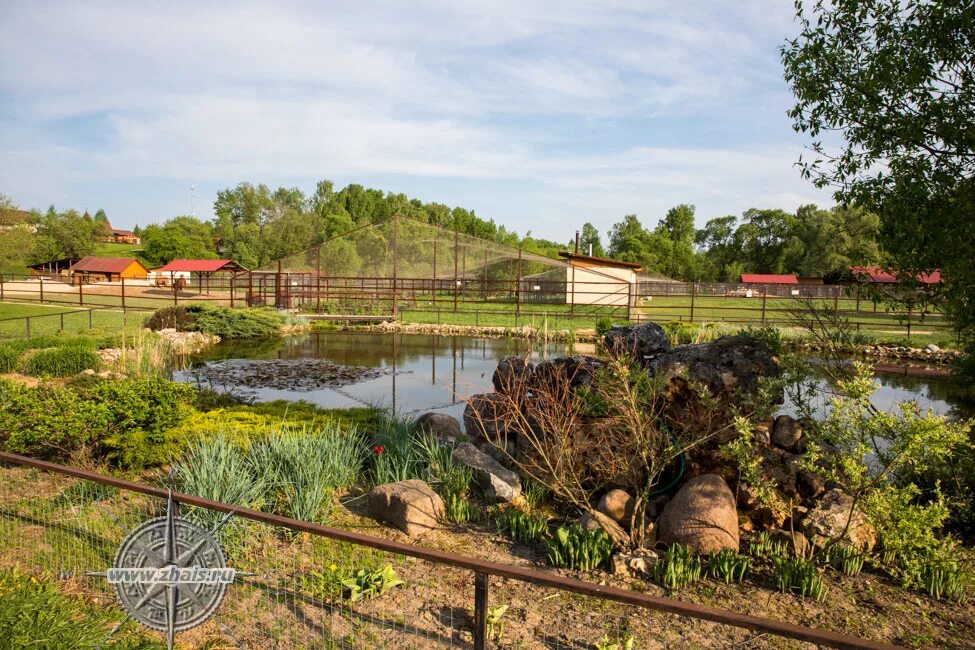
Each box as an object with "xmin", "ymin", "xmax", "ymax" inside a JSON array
[{"xmin": 249, "ymin": 216, "xmax": 635, "ymax": 319}]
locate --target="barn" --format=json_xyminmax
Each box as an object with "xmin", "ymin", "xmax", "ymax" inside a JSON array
[
  {"xmin": 559, "ymin": 251, "xmax": 641, "ymax": 307},
  {"xmin": 69, "ymin": 256, "xmax": 149, "ymax": 283}
]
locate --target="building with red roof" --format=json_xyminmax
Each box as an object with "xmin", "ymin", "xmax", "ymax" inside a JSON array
[
  {"xmin": 150, "ymin": 259, "xmax": 247, "ymax": 292},
  {"xmin": 849, "ymin": 266, "xmax": 942, "ymax": 285},
  {"xmin": 740, "ymin": 273, "xmax": 799, "ymax": 285},
  {"xmin": 69, "ymin": 256, "xmax": 149, "ymax": 283}
]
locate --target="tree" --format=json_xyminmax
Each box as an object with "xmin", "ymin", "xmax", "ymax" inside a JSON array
[
  {"xmin": 30, "ymin": 209, "xmax": 99, "ymax": 262},
  {"xmin": 579, "ymin": 222, "xmax": 605, "ymax": 257},
  {"xmin": 782, "ymin": 0, "xmax": 975, "ymax": 346},
  {"xmin": 658, "ymin": 204, "xmax": 698, "ymax": 279},
  {"xmin": 695, "ymin": 215, "xmax": 739, "ymax": 281},
  {"xmin": 735, "ymin": 208, "xmax": 800, "ymax": 275},
  {"xmin": 140, "ymin": 216, "xmax": 217, "ymax": 266}
]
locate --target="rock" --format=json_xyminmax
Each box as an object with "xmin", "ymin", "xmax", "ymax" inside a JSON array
[
  {"xmin": 770, "ymin": 529, "xmax": 811, "ymax": 557},
  {"xmin": 577, "ymin": 512, "xmax": 602, "ymax": 532},
  {"xmin": 492, "ymin": 356, "xmax": 534, "ymax": 394},
  {"xmin": 646, "ymin": 335, "xmax": 781, "ymax": 401},
  {"xmin": 451, "ymin": 442, "xmax": 521, "ymax": 503},
  {"xmin": 531, "ymin": 355, "xmax": 604, "ymax": 392},
  {"xmin": 657, "ymin": 474, "xmax": 739, "ymax": 554},
  {"xmin": 771, "ymin": 415, "xmax": 802, "ymax": 450},
  {"xmin": 463, "ymin": 393, "xmax": 515, "ymax": 441},
  {"xmin": 414, "ymin": 412, "xmax": 461, "ymax": 443},
  {"xmin": 801, "ymin": 489, "xmax": 877, "ymax": 550},
  {"xmin": 612, "ymin": 548, "xmax": 659, "ymax": 578},
  {"xmin": 603, "ymin": 323, "xmax": 671, "ymax": 359},
  {"xmin": 368, "ymin": 480, "xmax": 444, "ymax": 536},
  {"xmin": 925, "ymin": 343, "xmax": 940, "ymax": 353},
  {"xmin": 752, "ymin": 423, "xmax": 771, "ymax": 446},
  {"xmin": 796, "ymin": 468, "xmax": 826, "ymax": 500},
  {"xmin": 597, "ymin": 489, "xmax": 635, "ymax": 528}
]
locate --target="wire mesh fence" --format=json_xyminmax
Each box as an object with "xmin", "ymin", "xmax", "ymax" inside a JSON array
[{"xmin": 0, "ymin": 454, "xmax": 902, "ymax": 650}]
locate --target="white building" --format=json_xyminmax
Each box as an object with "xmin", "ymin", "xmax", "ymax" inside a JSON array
[{"xmin": 559, "ymin": 251, "xmax": 641, "ymax": 308}]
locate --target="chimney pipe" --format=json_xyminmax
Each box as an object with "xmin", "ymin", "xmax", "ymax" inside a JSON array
[{"xmin": 575, "ymin": 230, "xmax": 580, "ymax": 253}]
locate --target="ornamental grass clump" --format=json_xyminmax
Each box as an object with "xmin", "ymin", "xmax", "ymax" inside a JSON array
[
  {"xmin": 546, "ymin": 524, "xmax": 613, "ymax": 571},
  {"xmin": 707, "ymin": 548, "xmax": 750, "ymax": 584},
  {"xmin": 774, "ymin": 556, "xmax": 828, "ymax": 602},
  {"xmin": 654, "ymin": 543, "xmax": 703, "ymax": 590},
  {"xmin": 20, "ymin": 346, "xmax": 100, "ymax": 377},
  {"xmin": 494, "ymin": 507, "xmax": 549, "ymax": 544}
]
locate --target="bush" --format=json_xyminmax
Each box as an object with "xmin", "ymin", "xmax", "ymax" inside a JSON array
[
  {"xmin": 0, "ymin": 342, "xmax": 24, "ymax": 373},
  {"xmin": 545, "ymin": 524, "xmax": 613, "ymax": 571},
  {"xmin": 0, "ymin": 380, "xmax": 110, "ymax": 458},
  {"xmin": 737, "ymin": 325, "xmax": 782, "ymax": 354},
  {"xmin": 191, "ymin": 307, "xmax": 285, "ymax": 339},
  {"xmin": 20, "ymin": 347, "xmax": 100, "ymax": 377},
  {"xmin": 143, "ymin": 305, "xmax": 202, "ymax": 331}
]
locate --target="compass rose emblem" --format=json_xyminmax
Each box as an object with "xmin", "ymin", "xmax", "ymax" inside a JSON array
[{"xmin": 91, "ymin": 492, "xmax": 242, "ymax": 649}]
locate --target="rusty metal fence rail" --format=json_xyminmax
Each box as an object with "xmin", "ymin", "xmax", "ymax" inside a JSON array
[{"xmin": 0, "ymin": 452, "xmax": 901, "ymax": 650}]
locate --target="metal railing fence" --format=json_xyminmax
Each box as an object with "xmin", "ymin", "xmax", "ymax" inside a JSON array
[{"xmin": 0, "ymin": 452, "xmax": 902, "ymax": 650}]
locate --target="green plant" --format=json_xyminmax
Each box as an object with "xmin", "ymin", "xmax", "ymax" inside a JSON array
[
  {"xmin": 0, "ymin": 342, "xmax": 25, "ymax": 373},
  {"xmin": 737, "ymin": 325, "xmax": 782, "ymax": 354},
  {"xmin": 522, "ymin": 478, "xmax": 550, "ymax": 512},
  {"xmin": 370, "ymin": 418, "xmax": 425, "ymax": 486},
  {"xmin": 52, "ymin": 480, "xmax": 119, "ymax": 509},
  {"xmin": 546, "ymin": 524, "xmax": 613, "ymax": 571},
  {"xmin": 144, "ymin": 305, "xmax": 201, "ymax": 331},
  {"xmin": 20, "ymin": 346, "xmax": 100, "ymax": 377},
  {"xmin": 444, "ymin": 492, "xmax": 481, "ymax": 524},
  {"xmin": 340, "ymin": 564, "xmax": 405, "ymax": 602},
  {"xmin": 191, "ymin": 306, "xmax": 286, "ymax": 339},
  {"xmin": 595, "ymin": 633, "xmax": 635, "ymax": 650},
  {"xmin": 174, "ymin": 436, "xmax": 268, "ymax": 530},
  {"xmin": 654, "ymin": 543, "xmax": 703, "ymax": 590},
  {"xmin": 495, "ymin": 507, "xmax": 549, "ymax": 544},
  {"xmin": 826, "ymin": 544, "xmax": 866, "ymax": 577},
  {"xmin": 748, "ymin": 531, "xmax": 790, "ymax": 560},
  {"xmin": 774, "ymin": 556, "xmax": 827, "ymax": 601},
  {"xmin": 707, "ymin": 548, "xmax": 750, "ymax": 584},
  {"xmin": 919, "ymin": 555, "xmax": 969, "ymax": 602},
  {"xmin": 486, "ymin": 603, "xmax": 509, "ymax": 642}
]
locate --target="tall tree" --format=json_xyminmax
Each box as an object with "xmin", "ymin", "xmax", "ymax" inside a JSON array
[
  {"xmin": 579, "ymin": 222, "xmax": 605, "ymax": 257},
  {"xmin": 140, "ymin": 216, "xmax": 217, "ymax": 266},
  {"xmin": 782, "ymin": 0, "xmax": 975, "ymax": 343}
]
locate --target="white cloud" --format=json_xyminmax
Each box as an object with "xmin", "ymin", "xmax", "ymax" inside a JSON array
[{"xmin": 0, "ymin": 0, "xmax": 832, "ymax": 236}]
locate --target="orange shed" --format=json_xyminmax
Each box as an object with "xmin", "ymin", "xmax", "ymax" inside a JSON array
[{"xmin": 69, "ymin": 256, "xmax": 149, "ymax": 283}]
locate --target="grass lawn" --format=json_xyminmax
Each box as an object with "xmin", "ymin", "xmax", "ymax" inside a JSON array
[
  {"xmin": 0, "ymin": 301, "xmax": 149, "ymax": 339},
  {"xmin": 93, "ymin": 241, "xmax": 144, "ymax": 256}
]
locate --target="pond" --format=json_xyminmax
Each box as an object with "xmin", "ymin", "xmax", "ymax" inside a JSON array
[{"xmin": 177, "ymin": 332, "xmax": 972, "ymax": 423}]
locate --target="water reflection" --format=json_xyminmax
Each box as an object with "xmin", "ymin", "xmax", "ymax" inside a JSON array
[{"xmin": 179, "ymin": 332, "xmax": 969, "ymax": 422}]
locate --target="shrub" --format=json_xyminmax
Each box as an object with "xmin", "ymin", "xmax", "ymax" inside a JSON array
[
  {"xmin": 191, "ymin": 307, "xmax": 285, "ymax": 339},
  {"xmin": 20, "ymin": 347, "xmax": 100, "ymax": 377},
  {"xmin": 143, "ymin": 305, "xmax": 202, "ymax": 331},
  {"xmin": 654, "ymin": 543, "xmax": 703, "ymax": 590},
  {"xmin": 774, "ymin": 556, "xmax": 827, "ymax": 601},
  {"xmin": 494, "ymin": 507, "xmax": 549, "ymax": 544},
  {"xmin": 546, "ymin": 524, "xmax": 613, "ymax": 571},
  {"xmin": 707, "ymin": 548, "xmax": 750, "ymax": 584},
  {"xmin": 736, "ymin": 325, "xmax": 782, "ymax": 354},
  {"xmin": 0, "ymin": 380, "xmax": 110, "ymax": 458},
  {"xmin": 0, "ymin": 342, "xmax": 25, "ymax": 373}
]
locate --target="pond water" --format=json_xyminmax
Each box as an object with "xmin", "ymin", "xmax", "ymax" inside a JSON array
[{"xmin": 178, "ymin": 332, "xmax": 972, "ymax": 423}]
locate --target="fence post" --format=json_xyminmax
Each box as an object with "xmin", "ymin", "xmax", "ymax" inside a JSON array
[
  {"xmin": 689, "ymin": 283, "xmax": 696, "ymax": 322},
  {"xmin": 60, "ymin": 313, "xmax": 64, "ymax": 331},
  {"xmin": 121, "ymin": 277, "xmax": 127, "ymax": 312},
  {"xmin": 473, "ymin": 572, "xmax": 489, "ymax": 650},
  {"xmin": 39, "ymin": 277, "xmax": 44, "ymax": 304},
  {"xmin": 833, "ymin": 285, "xmax": 839, "ymax": 315},
  {"xmin": 391, "ymin": 213, "xmax": 399, "ymax": 319},
  {"xmin": 230, "ymin": 274, "xmax": 235, "ymax": 309},
  {"xmin": 761, "ymin": 287, "xmax": 768, "ymax": 325},
  {"xmin": 78, "ymin": 276, "xmax": 84, "ymax": 306},
  {"xmin": 25, "ymin": 317, "xmax": 31, "ymax": 338},
  {"xmin": 0, "ymin": 273, "xmax": 4, "ymax": 300},
  {"xmin": 453, "ymin": 228, "xmax": 459, "ymax": 313},
  {"xmin": 88, "ymin": 309, "xmax": 93, "ymax": 329}
]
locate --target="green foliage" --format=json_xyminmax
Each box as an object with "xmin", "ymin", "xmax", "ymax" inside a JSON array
[
  {"xmin": 51, "ymin": 480, "xmax": 119, "ymax": 510},
  {"xmin": 545, "ymin": 524, "xmax": 613, "ymax": 571},
  {"xmin": 340, "ymin": 565, "xmax": 405, "ymax": 602},
  {"xmin": 140, "ymin": 215, "xmax": 216, "ymax": 267},
  {"xmin": 174, "ymin": 436, "xmax": 268, "ymax": 530},
  {"xmin": 0, "ymin": 342, "xmax": 24, "ymax": 373},
  {"xmin": 369, "ymin": 418, "xmax": 425, "ymax": 486},
  {"xmin": 20, "ymin": 346, "xmax": 100, "ymax": 377},
  {"xmin": 494, "ymin": 507, "xmax": 549, "ymax": 544},
  {"xmin": 706, "ymin": 548, "xmax": 750, "ymax": 584},
  {"xmin": 0, "ymin": 569, "xmax": 162, "ymax": 649},
  {"xmin": 0, "ymin": 379, "xmax": 108, "ymax": 458},
  {"xmin": 748, "ymin": 531, "xmax": 790, "ymax": 561},
  {"xmin": 444, "ymin": 492, "xmax": 481, "ymax": 524},
  {"xmin": 736, "ymin": 325, "xmax": 782, "ymax": 355},
  {"xmin": 595, "ymin": 634, "xmax": 634, "ymax": 650},
  {"xmin": 825, "ymin": 544, "xmax": 866, "ymax": 577},
  {"xmin": 654, "ymin": 543, "xmax": 703, "ymax": 590},
  {"xmin": 191, "ymin": 307, "xmax": 286, "ymax": 339},
  {"xmin": 919, "ymin": 555, "xmax": 970, "ymax": 602},
  {"xmin": 522, "ymin": 478, "xmax": 550, "ymax": 513},
  {"xmin": 595, "ymin": 317, "xmax": 616, "ymax": 336},
  {"xmin": 486, "ymin": 603, "xmax": 509, "ymax": 642},
  {"xmin": 774, "ymin": 556, "xmax": 827, "ymax": 602},
  {"xmin": 144, "ymin": 305, "xmax": 200, "ymax": 331}
]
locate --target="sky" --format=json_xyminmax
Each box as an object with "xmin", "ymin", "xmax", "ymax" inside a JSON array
[{"xmin": 0, "ymin": 1, "xmax": 835, "ymax": 240}]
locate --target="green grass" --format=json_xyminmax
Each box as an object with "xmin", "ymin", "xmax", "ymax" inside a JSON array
[
  {"xmin": 0, "ymin": 302, "xmax": 149, "ymax": 339},
  {"xmin": 93, "ymin": 241, "xmax": 144, "ymax": 256}
]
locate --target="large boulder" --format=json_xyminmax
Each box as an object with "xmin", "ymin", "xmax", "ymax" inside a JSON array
[
  {"xmin": 463, "ymin": 393, "xmax": 515, "ymax": 441},
  {"xmin": 771, "ymin": 415, "xmax": 802, "ymax": 450},
  {"xmin": 531, "ymin": 355, "xmax": 604, "ymax": 392},
  {"xmin": 492, "ymin": 356, "xmax": 534, "ymax": 394},
  {"xmin": 597, "ymin": 489, "xmax": 636, "ymax": 528},
  {"xmin": 368, "ymin": 480, "xmax": 444, "ymax": 536},
  {"xmin": 604, "ymin": 323, "xmax": 671, "ymax": 359},
  {"xmin": 657, "ymin": 474, "xmax": 739, "ymax": 554},
  {"xmin": 801, "ymin": 489, "xmax": 877, "ymax": 550},
  {"xmin": 451, "ymin": 442, "xmax": 521, "ymax": 502},
  {"xmin": 646, "ymin": 335, "xmax": 780, "ymax": 400},
  {"xmin": 414, "ymin": 412, "xmax": 461, "ymax": 443}
]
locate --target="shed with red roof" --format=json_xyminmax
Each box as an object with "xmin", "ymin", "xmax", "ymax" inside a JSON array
[
  {"xmin": 740, "ymin": 273, "xmax": 798, "ymax": 285},
  {"xmin": 151, "ymin": 259, "xmax": 247, "ymax": 293},
  {"xmin": 69, "ymin": 256, "xmax": 149, "ymax": 283}
]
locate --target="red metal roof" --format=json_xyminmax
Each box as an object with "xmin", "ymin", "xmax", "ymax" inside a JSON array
[
  {"xmin": 156, "ymin": 259, "xmax": 245, "ymax": 273},
  {"xmin": 850, "ymin": 266, "xmax": 942, "ymax": 284},
  {"xmin": 70, "ymin": 256, "xmax": 144, "ymax": 273},
  {"xmin": 740, "ymin": 274, "xmax": 798, "ymax": 284}
]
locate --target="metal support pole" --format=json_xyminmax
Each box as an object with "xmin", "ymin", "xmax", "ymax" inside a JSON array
[
  {"xmin": 230, "ymin": 274, "xmax": 235, "ymax": 308},
  {"xmin": 473, "ymin": 572, "xmax": 489, "ymax": 650},
  {"xmin": 88, "ymin": 309, "xmax": 93, "ymax": 329},
  {"xmin": 516, "ymin": 249, "xmax": 523, "ymax": 319},
  {"xmin": 453, "ymin": 228, "xmax": 459, "ymax": 313},
  {"xmin": 120, "ymin": 277, "xmax": 127, "ymax": 311},
  {"xmin": 392, "ymin": 214, "xmax": 399, "ymax": 319},
  {"xmin": 26, "ymin": 317, "xmax": 30, "ymax": 337}
]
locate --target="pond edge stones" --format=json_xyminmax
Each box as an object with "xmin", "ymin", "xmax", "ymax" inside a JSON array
[
  {"xmin": 368, "ymin": 480, "xmax": 444, "ymax": 536},
  {"xmin": 451, "ymin": 442, "xmax": 521, "ymax": 503}
]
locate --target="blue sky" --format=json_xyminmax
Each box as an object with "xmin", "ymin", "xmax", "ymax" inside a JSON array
[{"xmin": 0, "ymin": 1, "xmax": 834, "ymax": 240}]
